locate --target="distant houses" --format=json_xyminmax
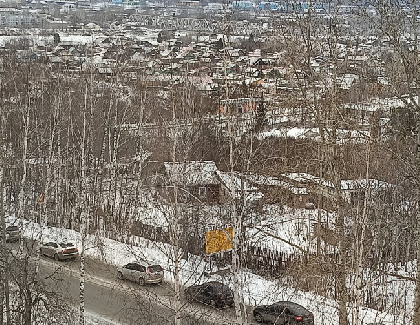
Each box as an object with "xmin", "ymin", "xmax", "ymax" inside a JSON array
[
  {"xmin": 142, "ymin": 160, "xmax": 392, "ymax": 215},
  {"xmin": 245, "ymin": 172, "xmax": 392, "ymax": 211}
]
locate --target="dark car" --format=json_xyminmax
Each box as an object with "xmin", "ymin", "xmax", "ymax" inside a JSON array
[
  {"xmin": 253, "ymin": 301, "xmax": 314, "ymax": 324},
  {"xmin": 185, "ymin": 281, "xmax": 234, "ymax": 308}
]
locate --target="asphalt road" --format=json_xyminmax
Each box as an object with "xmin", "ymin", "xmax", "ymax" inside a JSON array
[
  {"xmin": 39, "ymin": 258, "xmax": 171, "ymax": 324},
  {"xmin": 39, "ymin": 256, "xmax": 249, "ymax": 325},
  {"xmin": 6, "ymin": 240, "xmax": 257, "ymax": 325}
]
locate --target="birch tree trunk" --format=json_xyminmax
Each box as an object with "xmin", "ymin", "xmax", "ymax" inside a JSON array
[
  {"xmin": 170, "ymin": 80, "xmax": 182, "ymax": 325},
  {"xmin": 224, "ymin": 41, "xmax": 247, "ymax": 325},
  {"xmin": 0, "ymin": 70, "xmax": 10, "ymax": 323},
  {"xmin": 79, "ymin": 82, "xmax": 89, "ymax": 325},
  {"xmin": 409, "ymin": 1, "xmax": 420, "ymax": 322},
  {"xmin": 329, "ymin": 137, "xmax": 348, "ymax": 325},
  {"xmin": 352, "ymin": 136, "xmax": 372, "ymax": 324},
  {"xmin": 18, "ymin": 104, "xmax": 29, "ymax": 251},
  {"xmin": 0, "ymin": 165, "xmax": 11, "ymax": 325},
  {"xmin": 413, "ymin": 113, "xmax": 420, "ymax": 325},
  {"xmin": 328, "ymin": 12, "xmax": 348, "ymax": 323},
  {"xmin": 35, "ymin": 81, "xmax": 58, "ymax": 276}
]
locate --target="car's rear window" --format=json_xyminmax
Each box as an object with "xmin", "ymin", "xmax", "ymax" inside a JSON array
[
  {"xmin": 210, "ymin": 282, "xmax": 232, "ymax": 294},
  {"xmin": 60, "ymin": 243, "xmax": 74, "ymax": 247},
  {"xmin": 290, "ymin": 305, "xmax": 311, "ymax": 316},
  {"xmin": 148, "ymin": 265, "xmax": 163, "ymax": 272},
  {"xmin": 6, "ymin": 226, "xmax": 19, "ymax": 231}
]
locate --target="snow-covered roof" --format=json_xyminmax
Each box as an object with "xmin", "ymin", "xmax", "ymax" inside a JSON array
[
  {"xmin": 286, "ymin": 127, "xmax": 318, "ymax": 139},
  {"xmin": 337, "ymin": 73, "xmax": 359, "ymax": 89},
  {"xmin": 340, "ymin": 178, "xmax": 391, "ymax": 191},
  {"xmin": 258, "ymin": 127, "xmax": 370, "ymax": 143},
  {"xmin": 281, "ymin": 172, "xmax": 333, "ymax": 189},
  {"xmin": 216, "ymin": 170, "xmax": 264, "ymax": 201},
  {"xmin": 216, "ymin": 171, "xmax": 258, "ymax": 192},
  {"xmin": 281, "ymin": 172, "xmax": 392, "ymax": 192},
  {"xmin": 246, "ymin": 174, "xmax": 307, "ymax": 195},
  {"xmin": 344, "ymin": 95, "xmax": 419, "ymax": 113}
]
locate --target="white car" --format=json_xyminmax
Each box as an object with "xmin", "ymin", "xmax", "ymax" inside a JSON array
[
  {"xmin": 117, "ymin": 263, "xmax": 164, "ymax": 285},
  {"xmin": 40, "ymin": 242, "xmax": 79, "ymax": 261}
]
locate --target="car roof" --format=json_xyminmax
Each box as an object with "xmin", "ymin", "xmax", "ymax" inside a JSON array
[
  {"xmin": 205, "ymin": 281, "xmax": 223, "ymax": 284},
  {"xmin": 127, "ymin": 262, "xmax": 144, "ymax": 266},
  {"xmin": 274, "ymin": 301, "xmax": 311, "ymax": 314},
  {"xmin": 202, "ymin": 281, "xmax": 232, "ymax": 291}
]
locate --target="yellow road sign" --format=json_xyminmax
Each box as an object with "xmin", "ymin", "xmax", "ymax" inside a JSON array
[{"xmin": 205, "ymin": 227, "xmax": 233, "ymax": 255}]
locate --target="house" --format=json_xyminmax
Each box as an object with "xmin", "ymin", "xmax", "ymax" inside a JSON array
[
  {"xmin": 340, "ymin": 178, "xmax": 392, "ymax": 205},
  {"xmin": 246, "ymin": 172, "xmax": 392, "ymax": 211},
  {"xmin": 246, "ymin": 173, "xmax": 313, "ymax": 208},
  {"xmin": 337, "ymin": 73, "xmax": 359, "ymax": 90},
  {"xmin": 188, "ymin": 74, "xmax": 213, "ymax": 91},
  {"xmin": 215, "ymin": 170, "xmax": 263, "ymax": 209},
  {"xmin": 160, "ymin": 161, "xmax": 222, "ymax": 204},
  {"xmin": 152, "ymin": 161, "xmax": 263, "ymax": 207},
  {"xmin": 218, "ymin": 97, "xmax": 262, "ymax": 114}
]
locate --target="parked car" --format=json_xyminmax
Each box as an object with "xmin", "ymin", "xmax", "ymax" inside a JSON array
[
  {"xmin": 253, "ymin": 301, "xmax": 314, "ymax": 324},
  {"xmin": 40, "ymin": 242, "xmax": 79, "ymax": 261},
  {"xmin": 117, "ymin": 263, "xmax": 164, "ymax": 285},
  {"xmin": 0, "ymin": 225, "xmax": 21, "ymax": 243},
  {"xmin": 185, "ymin": 281, "xmax": 234, "ymax": 308}
]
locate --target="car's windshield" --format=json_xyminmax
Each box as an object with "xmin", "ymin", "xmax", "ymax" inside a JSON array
[{"xmin": 6, "ymin": 226, "xmax": 19, "ymax": 231}]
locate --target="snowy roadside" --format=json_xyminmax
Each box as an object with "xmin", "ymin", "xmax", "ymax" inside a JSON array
[
  {"xmin": 7, "ymin": 215, "xmax": 413, "ymax": 324},
  {"xmin": 85, "ymin": 312, "xmax": 126, "ymax": 325}
]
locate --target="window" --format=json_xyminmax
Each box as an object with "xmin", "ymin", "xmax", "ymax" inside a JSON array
[
  {"xmin": 132, "ymin": 264, "xmax": 145, "ymax": 272},
  {"xmin": 198, "ymin": 186, "xmax": 207, "ymax": 197},
  {"xmin": 149, "ymin": 265, "xmax": 163, "ymax": 272}
]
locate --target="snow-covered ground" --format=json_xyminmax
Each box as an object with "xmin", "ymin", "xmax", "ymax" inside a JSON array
[
  {"xmin": 258, "ymin": 127, "xmax": 370, "ymax": 144},
  {"xmin": 86, "ymin": 312, "xmax": 124, "ymax": 325},
  {"xmin": 6, "ymin": 214, "xmax": 413, "ymax": 325}
]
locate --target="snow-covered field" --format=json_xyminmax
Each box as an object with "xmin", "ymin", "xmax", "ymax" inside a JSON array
[{"xmin": 6, "ymin": 214, "xmax": 413, "ymax": 325}]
